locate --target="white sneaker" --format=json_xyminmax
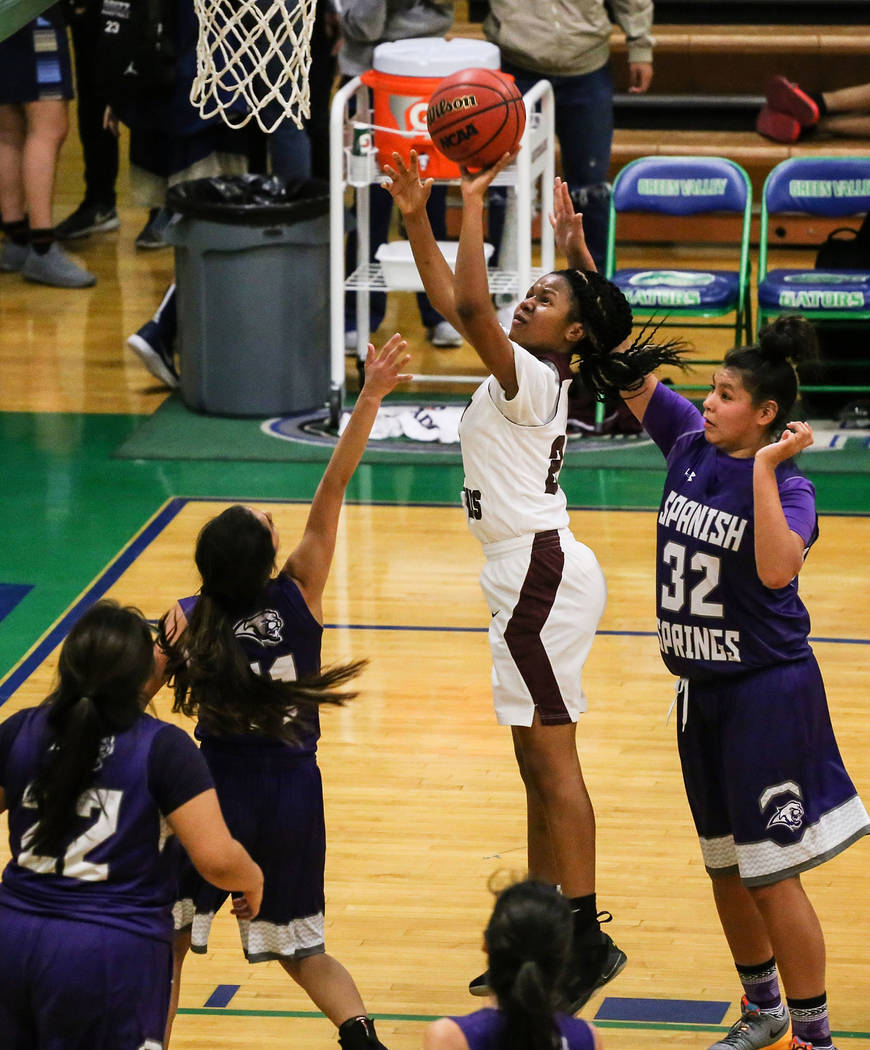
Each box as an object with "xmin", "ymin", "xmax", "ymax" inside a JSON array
[
  {"xmin": 345, "ymin": 330, "xmax": 362, "ymax": 356},
  {"xmin": 428, "ymin": 320, "xmax": 463, "ymax": 348}
]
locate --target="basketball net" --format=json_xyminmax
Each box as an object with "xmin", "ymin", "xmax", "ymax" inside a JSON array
[{"xmin": 190, "ymin": 0, "xmax": 316, "ymax": 134}]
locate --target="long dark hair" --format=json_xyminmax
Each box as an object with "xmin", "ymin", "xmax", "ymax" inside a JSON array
[
  {"xmin": 485, "ymin": 879, "xmax": 574, "ymax": 1050},
  {"xmin": 159, "ymin": 505, "xmax": 364, "ymax": 742},
  {"xmin": 723, "ymin": 314, "xmax": 819, "ymax": 436},
  {"xmin": 27, "ymin": 600, "xmax": 154, "ymax": 857},
  {"xmin": 556, "ymin": 268, "xmax": 687, "ymax": 396}
]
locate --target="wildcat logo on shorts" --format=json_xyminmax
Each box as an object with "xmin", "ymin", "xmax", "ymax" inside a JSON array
[
  {"xmin": 234, "ymin": 608, "xmax": 284, "ymax": 646},
  {"xmin": 766, "ymin": 798, "xmax": 805, "ymax": 831},
  {"xmin": 759, "ymin": 780, "xmax": 805, "ymax": 832}
]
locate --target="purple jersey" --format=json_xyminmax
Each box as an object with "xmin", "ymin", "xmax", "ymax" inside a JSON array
[
  {"xmin": 0, "ymin": 706, "xmax": 213, "ymax": 942},
  {"xmin": 179, "ymin": 572, "xmax": 323, "ymax": 755},
  {"xmin": 450, "ymin": 1007, "xmax": 595, "ymax": 1050},
  {"xmin": 643, "ymin": 382, "xmax": 819, "ymax": 679}
]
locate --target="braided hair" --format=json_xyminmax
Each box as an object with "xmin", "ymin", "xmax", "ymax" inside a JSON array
[
  {"xmin": 556, "ymin": 269, "xmax": 687, "ymax": 397},
  {"xmin": 723, "ymin": 314, "xmax": 819, "ymax": 436}
]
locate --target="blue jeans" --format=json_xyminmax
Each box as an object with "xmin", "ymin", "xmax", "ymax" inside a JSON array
[{"xmin": 492, "ymin": 61, "xmax": 614, "ymax": 274}]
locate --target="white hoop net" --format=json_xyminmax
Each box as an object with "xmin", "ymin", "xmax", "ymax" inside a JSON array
[{"xmin": 190, "ymin": 0, "xmax": 316, "ymax": 134}]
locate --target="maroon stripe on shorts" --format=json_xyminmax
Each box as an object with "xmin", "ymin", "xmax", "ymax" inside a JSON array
[{"xmin": 503, "ymin": 530, "xmax": 570, "ymax": 725}]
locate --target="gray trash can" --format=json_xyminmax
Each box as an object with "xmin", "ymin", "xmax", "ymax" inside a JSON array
[{"xmin": 164, "ymin": 174, "xmax": 330, "ymax": 416}]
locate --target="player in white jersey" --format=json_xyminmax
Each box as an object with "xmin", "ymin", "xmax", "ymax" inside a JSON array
[{"xmin": 384, "ymin": 154, "xmax": 683, "ymax": 1008}]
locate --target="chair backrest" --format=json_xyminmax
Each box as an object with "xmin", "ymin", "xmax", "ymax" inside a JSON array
[
  {"xmin": 762, "ymin": 155, "xmax": 870, "ymax": 217},
  {"xmin": 759, "ymin": 155, "xmax": 870, "ymax": 281},
  {"xmin": 611, "ymin": 156, "xmax": 750, "ymax": 216}
]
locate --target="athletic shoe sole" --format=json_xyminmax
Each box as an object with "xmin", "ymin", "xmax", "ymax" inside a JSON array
[
  {"xmin": 765, "ymin": 76, "xmax": 819, "ymax": 127},
  {"xmin": 127, "ymin": 333, "xmax": 179, "ymax": 388},
  {"xmin": 756, "ymin": 105, "xmax": 802, "ymax": 143}
]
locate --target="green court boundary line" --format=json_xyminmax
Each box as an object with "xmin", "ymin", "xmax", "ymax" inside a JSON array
[{"xmin": 175, "ymin": 1008, "xmax": 869, "ymax": 1038}]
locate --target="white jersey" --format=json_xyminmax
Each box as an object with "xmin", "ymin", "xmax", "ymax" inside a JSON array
[{"xmin": 459, "ymin": 341, "xmax": 572, "ymax": 546}]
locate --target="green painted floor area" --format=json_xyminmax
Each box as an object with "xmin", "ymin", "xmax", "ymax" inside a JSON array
[{"xmin": 1, "ymin": 410, "xmax": 868, "ymax": 685}]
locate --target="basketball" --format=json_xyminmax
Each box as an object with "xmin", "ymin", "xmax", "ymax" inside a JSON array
[{"xmin": 426, "ymin": 67, "xmax": 526, "ymax": 169}]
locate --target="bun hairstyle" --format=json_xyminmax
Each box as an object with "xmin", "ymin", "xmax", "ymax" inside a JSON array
[
  {"xmin": 485, "ymin": 879, "xmax": 574, "ymax": 1050},
  {"xmin": 724, "ymin": 314, "xmax": 819, "ymax": 435},
  {"xmin": 557, "ymin": 269, "xmax": 688, "ymax": 396},
  {"xmin": 28, "ymin": 600, "xmax": 154, "ymax": 857},
  {"xmin": 160, "ymin": 504, "xmax": 365, "ymax": 742}
]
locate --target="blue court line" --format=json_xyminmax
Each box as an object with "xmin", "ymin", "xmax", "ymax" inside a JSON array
[
  {"xmin": 595, "ymin": 996, "xmax": 729, "ymax": 1024},
  {"xmin": 0, "ymin": 584, "xmax": 32, "ymax": 625},
  {"xmin": 325, "ymin": 624, "xmax": 870, "ymax": 646},
  {"xmin": 0, "ymin": 498, "xmax": 188, "ymax": 706},
  {"xmin": 203, "ymin": 985, "xmax": 240, "ymax": 1008}
]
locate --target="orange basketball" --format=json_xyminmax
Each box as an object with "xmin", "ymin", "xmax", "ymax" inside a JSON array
[{"xmin": 426, "ymin": 68, "xmax": 526, "ymax": 169}]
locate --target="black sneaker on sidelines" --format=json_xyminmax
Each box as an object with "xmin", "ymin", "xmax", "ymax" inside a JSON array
[
  {"xmin": 127, "ymin": 321, "xmax": 179, "ymax": 388},
  {"xmin": 55, "ymin": 201, "xmax": 120, "ymax": 240},
  {"xmin": 135, "ymin": 208, "xmax": 170, "ymax": 250}
]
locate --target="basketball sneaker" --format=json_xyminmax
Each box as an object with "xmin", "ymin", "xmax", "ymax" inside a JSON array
[
  {"xmin": 469, "ymin": 912, "xmax": 627, "ymax": 1011},
  {"xmin": 428, "ymin": 320, "xmax": 463, "ymax": 348},
  {"xmin": 337, "ymin": 1015, "xmax": 389, "ymax": 1050},
  {"xmin": 708, "ymin": 997, "xmax": 792, "ymax": 1050},
  {"xmin": 565, "ymin": 916, "xmax": 628, "ymax": 1012},
  {"xmin": 127, "ymin": 321, "xmax": 179, "ymax": 388},
  {"xmin": 135, "ymin": 208, "xmax": 170, "ymax": 250},
  {"xmin": 756, "ymin": 106, "xmax": 803, "ymax": 143},
  {"xmin": 55, "ymin": 201, "xmax": 120, "ymax": 240},
  {"xmin": 764, "ymin": 76, "xmax": 820, "ymax": 128}
]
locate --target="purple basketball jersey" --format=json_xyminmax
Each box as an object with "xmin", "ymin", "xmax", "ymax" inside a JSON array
[
  {"xmin": 450, "ymin": 1007, "xmax": 595, "ymax": 1050},
  {"xmin": 0, "ymin": 706, "xmax": 212, "ymax": 942},
  {"xmin": 179, "ymin": 572, "xmax": 324, "ymax": 754},
  {"xmin": 642, "ymin": 382, "xmax": 819, "ymax": 679}
]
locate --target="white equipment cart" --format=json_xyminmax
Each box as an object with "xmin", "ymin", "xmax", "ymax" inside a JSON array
[{"xmin": 328, "ymin": 74, "xmax": 556, "ymax": 426}]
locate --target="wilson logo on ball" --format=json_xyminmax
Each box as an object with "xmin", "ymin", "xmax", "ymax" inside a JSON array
[{"xmin": 426, "ymin": 67, "xmax": 525, "ymax": 169}]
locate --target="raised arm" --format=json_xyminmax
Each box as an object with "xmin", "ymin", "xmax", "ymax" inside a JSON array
[
  {"xmin": 753, "ymin": 421, "xmax": 814, "ymax": 588},
  {"xmin": 382, "ymin": 151, "xmax": 465, "ymax": 330},
  {"xmin": 550, "ymin": 176, "xmax": 596, "ymax": 272},
  {"xmin": 281, "ymin": 335, "xmax": 411, "ymax": 619},
  {"xmin": 452, "ymin": 154, "xmax": 519, "ymax": 395}
]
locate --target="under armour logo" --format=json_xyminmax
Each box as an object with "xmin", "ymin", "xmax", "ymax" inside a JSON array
[{"xmin": 684, "ymin": 469, "xmax": 696, "ymax": 482}]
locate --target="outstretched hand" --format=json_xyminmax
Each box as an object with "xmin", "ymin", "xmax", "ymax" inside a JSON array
[
  {"xmin": 756, "ymin": 420, "xmax": 814, "ymax": 467},
  {"xmin": 362, "ymin": 332, "xmax": 413, "ymax": 397},
  {"xmin": 549, "ymin": 176, "xmax": 595, "ymax": 272},
  {"xmin": 382, "ymin": 151, "xmax": 433, "ymax": 215},
  {"xmin": 459, "ymin": 149, "xmax": 518, "ymax": 203}
]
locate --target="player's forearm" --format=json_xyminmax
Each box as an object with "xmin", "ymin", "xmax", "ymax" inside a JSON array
[
  {"xmin": 753, "ymin": 460, "xmax": 804, "ymax": 588},
  {"xmin": 402, "ymin": 209, "xmax": 458, "ymax": 319},
  {"xmin": 454, "ymin": 196, "xmax": 491, "ymax": 317}
]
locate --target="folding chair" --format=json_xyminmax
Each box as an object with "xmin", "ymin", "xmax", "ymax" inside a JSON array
[
  {"xmin": 757, "ymin": 155, "xmax": 870, "ymax": 334},
  {"xmin": 605, "ymin": 156, "xmax": 753, "ymax": 346}
]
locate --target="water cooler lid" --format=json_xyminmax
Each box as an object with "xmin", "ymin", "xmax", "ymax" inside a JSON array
[{"xmin": 371, "ymin": 37, "xmax": 500, "ymax": 76}]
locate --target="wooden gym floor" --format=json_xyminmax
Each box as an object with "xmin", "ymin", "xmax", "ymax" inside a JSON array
[{"xmin": 0, "ymin": 120, "xmax": 869, "ymax": 1050}]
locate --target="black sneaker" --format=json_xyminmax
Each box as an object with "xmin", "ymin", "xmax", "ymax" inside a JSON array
[
  {"xmin": 337, "ymin": 1016, "xmax": 388, "ymax": 1050},
  {"xmin": 468, "ymin": 971, "xmax": 491, "ymax": 996},
  {"xmin": 135, "ymin": 208, "xmax": 170, "ymax": 250},
  {"xmin": 565, "ymin": 914, "xmax": 627, "ymax": 1012},
  {"xmin": 55, "ymin": 202, "xmax": 119, "ymax": 240},
  {"xmin": 127, "ymin": 320, "xmax": 179, "ymax": 388}
]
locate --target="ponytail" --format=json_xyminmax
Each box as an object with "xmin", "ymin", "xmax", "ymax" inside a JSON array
[
  {"xmin": 485, "ymin": 880, "xmax": 573, "ymax": 1050},
  {"xmin": 724, "ymin": 313, "xmax": 819, "ymax": 434},
  {"xmin": 159, "ymin": 505, "xmax": 364, "ymax": 743},
  {"xmin": 28, "ymin": 601, "xmax": 153, "ymax": 857},
  {"xmin": 557, "ymin": 270, "xmax": 688, "ymax": 396}
]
